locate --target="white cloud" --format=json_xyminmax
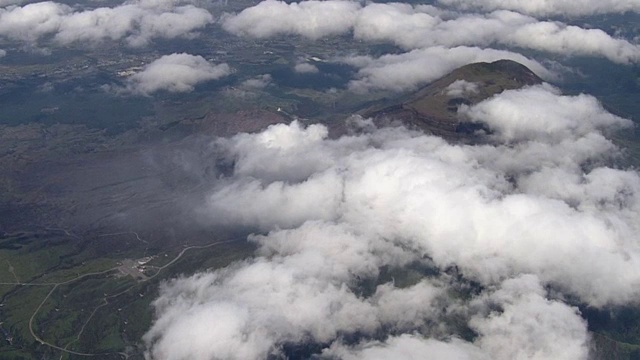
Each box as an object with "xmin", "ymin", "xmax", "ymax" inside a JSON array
[
  {"xmin": 461, "ymin": 83, "xmax": 630, "ymax": 143},
  {"xmin": 445, "ymin": 79, "xmax": 479, "ymax": 96},
  {"xmin": 241, "ymin": 74, "xmax": 272, "ymax": 88},
  {"xmin": 124, "ymin": 53, "xmax": 230, "ymax": 95},
  {"xmin": 328, "ymin": 275, "xmax": 589, "ymax": 360},
  {"xmin": 221, "ymin": 0, "xmax": 361, "ymax": 39},
  {"xmin": 0, "ymin": 2, "xmax": 67, "ymax": 43},
  {"xmin": 0, "ymin": 0, "xmax": 213, "ymax": 48},
  {"xmin": 341, "ymin": 46, "xmax": 553, "ymax": 92},
  {"xmin": 221, "ymin": 2, "xmax": 640, "ymax": 64},
  {"xmin": 294, "ymin": 62, "xmax": 320, "ymax": 74},
  {"xmin": 352, "ymin": 7, "xmax": 640, "ymax": 64},
  {"xmin": 469, "ymin": 275, "xmax": 590, "ymax": 360},
  {"xmin": 325, "ymin": 335, "xmax": 487, "ymax": 360},
  {"xmin": 436, "ymin": 0, "xmax": 640, "ymax": 17},
  {"xmin": 145, "ymin": 83, "xmax": 640, "ymax": 359},
  {"xmin": 504, "ymin": 19, "xmax": 640, "ymax": 64},
  {"xmin": 144, "ymin": 222, "xmax": 422, "ymax": 360}
]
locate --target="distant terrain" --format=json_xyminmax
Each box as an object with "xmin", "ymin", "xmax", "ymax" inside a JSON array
[{"xmin": 0, "ymin": 57, "xmax": 639, "ymax": 359}]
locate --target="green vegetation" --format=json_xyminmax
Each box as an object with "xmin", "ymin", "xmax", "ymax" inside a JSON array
[
  {"xmin": 0, "ymin": 232, "xmax": 75, "ymax": 283},
  {"xmin": 0, "ymin": 224, "xmax": 254, "ymax": 358}
]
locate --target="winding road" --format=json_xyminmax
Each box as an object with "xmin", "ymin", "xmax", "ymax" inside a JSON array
[{"xmin": 4, "ymin": 236, "xmax": 244, "ymax": 358}]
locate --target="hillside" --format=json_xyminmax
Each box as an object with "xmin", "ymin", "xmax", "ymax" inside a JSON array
[{"xmin": 360, "ymin": 59, "xmax": 543, "ymax": 141}]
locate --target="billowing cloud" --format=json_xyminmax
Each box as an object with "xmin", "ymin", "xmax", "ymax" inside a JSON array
[
  {"xmin": 124, "ymin": 53, "xmax": 230, "ymax": 95},
  {"xmin": 294, "ymin": 62, "xmax": 320, "ymax": 74},
  {"xmin": 469, "ymin": 275, "xmax": 590, "ymax": 360},
  {"xmin": 461, "ymin": 84, "xmax": 629, "ymax": 143},
  {"xmin": 221, "ymin": 0, "xmax": 361, "ymax": 39},
  {"xmin": 222, "ymin": 1, "xmax": 640, "ymax": 64},
  {"xmin": 326, "ymin": 276, "xmax": 589, "ymax": 360},
  {"xmin": 0, "ymin": 0, "xmax": 213, "ymax": 47},
  {"xmin": 436, "ymin": 0, "xmax": 640, "ymax": 17},
  {"xmin": 341, "ymin": 46, "xmax": 553, "ymax": 92},
  {"xmin": 325, "ymin": 335, "xmax": 487, "ymax": 360},
  {"xmin": 446, "ymin": 79, "xmax": 479, "ymax": 96},
  {"xmin": 241, "ymin": 74, "xmax": 272, "ymax": 89},
  {"xmin": 352, "ymin": 6, "xmax": 640, "ymax": 64},
  {"xmin": 144, "ymin": 83, "xmax": 639, "ymax": 359}
]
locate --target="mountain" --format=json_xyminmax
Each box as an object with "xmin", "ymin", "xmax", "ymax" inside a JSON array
[{"xmin": 360, "ymin": 59, "xmax": 543, "ymax": 141}]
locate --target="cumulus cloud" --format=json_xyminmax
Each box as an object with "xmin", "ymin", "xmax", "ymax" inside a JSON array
[
  {"xmin": 352, "ymin": 6, "xmax": 640, "ymax": 64},
  {"xmin": 221, "ymin": 0, "xmax": 361, "ymax": 39},
  {"xmin": 144, "ymin": 82, "xmax": 640, "ymax": 359},
  {"xmin": 241, "ymin": 74, "xmax": 272, "ymax": 89},
  {"xmin": 294, "ymin": 62, "xmax": 320, "ymax": 74},
  {"xmin": 469, "ymin": 275, "xmax": 590, "ymax": 360},
  {"xmin": 222, "ymin": 1, "xmax": 640, "ymax": 64},
  {"xmin": 325, "ymin": 335, "xmax": 487, "ymax": 360},
  {"xmin": 327, "ymin": 276, "xmax": 589, "ymax": 360},
  {"xmin": 0, "ymin": 0, "xmax": 213, "ymax": 48},
  {"xmin": 341, "ymin": 46, "xmax": 553, "ymax": 92},
  {"xmin": 461, "ymin": 83, "xmax": 630, "ymax": 143},
  {"xmin": 436, "ymin": 0, "xmax": 640, "ymax": 17},
  {"xmin": 445, "ymin": 79, "xmax": 479, "ymax": 96},
  {"xmin": 124, "ymin": 53, "xmax": 230, "ymax": 95}
]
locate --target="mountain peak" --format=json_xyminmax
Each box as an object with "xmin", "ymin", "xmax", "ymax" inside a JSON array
[{"xmin": 361, "ymin": 60, "xmax": 543, "ymax": 141}]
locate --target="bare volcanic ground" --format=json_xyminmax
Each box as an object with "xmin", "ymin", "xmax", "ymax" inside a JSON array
[{"xmin": 360, "ymin": 59, "xmax": 543, "ymax": 142}]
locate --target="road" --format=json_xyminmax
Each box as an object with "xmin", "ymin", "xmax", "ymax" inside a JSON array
[{"xmin": 15, "ymin": 237, "xmax": 244, "ymax": 358}]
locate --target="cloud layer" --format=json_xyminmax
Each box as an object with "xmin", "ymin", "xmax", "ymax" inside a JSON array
[
  {"xmin": 222, "ymin": 1, "xmax": 640, "ymax": 64},
  {"xmin": 0, "ymin": 0, "xmax": 213, "ymax": 47},
  {"xmin": 144, "ymin": 84, "xmax": 640, "ymax": 359},
  {"xmin": 124, "ymin": 53, "xmax": 230, "ymax": 95},
  {"xmin": 436, "ymin": 0, "xmax": 640, "ymax": 17}
]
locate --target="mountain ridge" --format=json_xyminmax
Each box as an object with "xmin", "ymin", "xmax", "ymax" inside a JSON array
[{"xmin": 359, "ymin": 59, "xmax": 543, "ymax": 141}]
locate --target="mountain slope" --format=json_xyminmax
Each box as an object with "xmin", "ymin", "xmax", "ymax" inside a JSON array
[{"xmin": 360, "ymin": 59, "xmax": 543, "ymax": 141}]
